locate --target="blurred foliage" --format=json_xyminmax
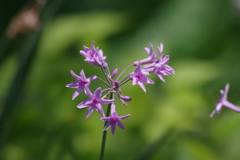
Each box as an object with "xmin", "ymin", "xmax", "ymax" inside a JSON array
[{"xmin": 1, "ymin": 0, "xmax": 240, "ymax": 160}]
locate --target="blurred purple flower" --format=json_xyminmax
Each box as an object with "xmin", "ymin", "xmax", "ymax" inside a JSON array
[
  {"xmin": 143, "ymin": 43, "xmax": 175, "ymax": 82},
  {"xmin": 79, "ymin": 41, "xmax": 108, "ymax": 68},
  {"xmin": 210, "ymin": 83, "xmax": 240, "ymax": 117},
  {"xmin": 77, "ymin": 87, "xmax": 115, "ymax": 118},
  {"xmin": 66, "ymin": 70, "xmax": 96, "ymax": 100},
  {"xmin": 130, "ymin": 61, "xmax": 154, "ymax": 92},
  {"xmin": 101, "ymin": 104, "xmax": 130, "ymax": 134}
]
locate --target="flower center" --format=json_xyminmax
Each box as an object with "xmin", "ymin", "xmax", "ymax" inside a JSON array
[
  {"xmin": 93, "ymin": 98, "xmax": 98, "ymax": 104},
  {"xmin": 78, "ymin": 80, "xmax": 88, "ymax": 86},
  {"xmin": 111, "ymin": 117, "xmax": 117, "ymax": 122}
]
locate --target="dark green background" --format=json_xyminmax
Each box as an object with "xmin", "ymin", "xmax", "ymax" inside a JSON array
[{"xmin": 1, "ymin": 0, "xmax": 240, "ymax": 159}]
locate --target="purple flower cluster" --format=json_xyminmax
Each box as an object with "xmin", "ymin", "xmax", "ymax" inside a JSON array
[
  {"xmin": 66, "ymin": 41, "xmax": 175, "ymax": 134},
  {"xmin": 210, "ymin": 83, "xmax": 240, "ymax": 117}
]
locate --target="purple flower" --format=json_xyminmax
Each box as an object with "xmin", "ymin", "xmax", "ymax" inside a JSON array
[
  {"xmin": 134, "ymin": 43, "xmax": 156, "ymax": 65},
  {"xmin": 100, "ymin": 104, "xmax": 130, "ymax": 134},
  {"xmin": 77, "ymin": 87, "xmax": 115, "ymax": 118},
  {"xmin": 143, "ymin": 43, "xmax": 175, "ymax": 82},
  {"xmin": 111, "ymin": 68, "xmax": 118, "ymax": 78},
  {"xmin": 210, "ymin": 83, "xmax": 240, "ymax": 117},
  {"xmin": 79, "ymin": 41, "xmax": 108, "ymax": 68},
  {"xmin": 66, "ymin": 70, "xmax": 97, "ymax": 100},
  {"xmin": 131, "ymin": 62, "xmax": 154, "ymax": 92}
]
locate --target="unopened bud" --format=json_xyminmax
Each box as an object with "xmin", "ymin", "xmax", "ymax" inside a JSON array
[
  {"xmin": 120, "ymin": 95, "xmax": 132, "ymax": 101},
  {"xmin": 111, "ymin": 68, "xmax": 118, "ymax": 78}
]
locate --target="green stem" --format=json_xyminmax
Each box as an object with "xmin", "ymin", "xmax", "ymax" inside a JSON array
[{"xmin": 99, "ymin": 92, "xmax": 113, "ymax": 160}]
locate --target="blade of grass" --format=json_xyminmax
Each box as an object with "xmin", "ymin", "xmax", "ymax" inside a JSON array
[{"xmin": 0, "ymin": 0, "xmax": 65, "ymax": 153}]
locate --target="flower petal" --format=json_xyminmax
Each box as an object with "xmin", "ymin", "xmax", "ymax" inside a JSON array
[
  {"xmin": 216, "ymin": 103, "xmax": 222, "ymax": 113},
  {"xmin": 111, "ymin": 123, "xmax": 116, "ymax": 134},
  {"xmin": 157, "ymin": 74, "xmax": 165, "ymax": 82},
  {"xmin": 95, "ymin": 103, "xmax": 105, "ymax": 117},
  {"xmin": 101, "ymin": 117, "xmax": 111, "ymax": 121},
  {"xmin": 223, "ymin": 83, "xmax": 230, "ymax": 101},
  {"xmin": 99, "ymin": 98, "xmax": 115, "ymax": 104},
  {"xmin": 66, "ymin": 81, "xmax": 79, "ymax": 88},
  {"xmin": 116, "ymin": 120, "xmax": 126, "ymax": 130},
  {"xmin": 85, "ymin": 88, "xmax": 93, "ymax": 99},
  {"xmin": 157, "ymin": 43, "xmax": 163, "ymax": 58},
  {"xmin": 138, "ymin": 83, "xmax": 146, "ymax": 92},
  {"xmin": 72, "ymin": 87, "xmax": 85, "ymax": 100},
  {"xmin": 222, "ymin": 101, "xmax": 240, "ymax": 112},
  {"xmin": 89, "ymin": 75, "xmax": 97, "ymax": 81},
  {"xmin": 210, "ymin": 110, "xmax": 217, "ymax": 117},
  {"xmin": 86, "ymin": 107, "xmax": 94, "ymax": 119},
  {"xmin": 77, "ymin": 100, "xmax": 91, "ymax": 108},
  {"xmin": 80, "ymin": 70, "xmax": 87, "ymax": 80},
  {"xmin": 117, "ymin": 114, "xmax": 131, "ymax": 120},
  {"xmin": 70, "ymin": 70, "xmax": 81, "ymax": 80},
  {"xmin": 103, "ymin": 121, "xmax": 111, "ymax": 131},
  {"xmin": 94, "ymin": 87, "xmax": 102, "ymax": 99}
]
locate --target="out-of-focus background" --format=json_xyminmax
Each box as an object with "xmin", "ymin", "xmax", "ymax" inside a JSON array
[{"xmin": 1, "ymin": 0, "xmax": 240, "ymax": 159}]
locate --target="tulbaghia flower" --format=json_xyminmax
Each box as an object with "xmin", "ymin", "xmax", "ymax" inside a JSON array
[
  {"xmin": 66, "ymin": 70, "xmax": 97, "ymax": 100},
  {"xmin": 79, "ymin": 41, "xmax": 108, "ymax": 68},
  {"xmin": 101, "ymin": 104, "xmax": 130, "ymax": 134},
  {"xmin": 77, "ymin": 87, "xmax": 115, "ymax": 118},
  {"xmin": 143, "ymin": 43, "xmax": 175, "ymax": 82},
  {"xmin": 210, "ymin": 83, "xmax": 240, "ymax": 117},
  {"xmin": 134, "ymin": 43, "xmax": 156, "ymax": 65},
  {"xmin": 131, "ymin": 61, "xmax": 154, "ymax": 92},
  {"xmin": 67, "ymin": 41, "xmax": 176, "ymax": 134}
]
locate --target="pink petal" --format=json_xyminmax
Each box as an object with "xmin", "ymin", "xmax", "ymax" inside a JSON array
[
  {"xmin": 89, "ymin": 75, "xmax": 97, "ymax": 81},
  {"xmin": 117, "ymin": 114, "xmax": 130, "ymax": 120},
  {"xmin": 72, "ymin": 87, "xmax": 84, "ymax": 100},
  {"xmin": 116, "ymin": 120, "xmax": 126, "ymax": 130},
  {"xmin": 222, "ymin": 100, "xmax": 240, "ymax": 112},
  {"xmin": 70, "ymin": 70, "xmax": 81, "ymax": 80},
  {"xmin": 99, "ymin": 98, "xmax": 115, "ymax": 104},
  {"xmin": 86, "ymin": 107, "xmax": 94, "ymax": 119},
  {"xmin": 77, "ymin": 100, "xmax": 91, "ymax": 108},
  {"xmin": 85, "ymin": 88, "xmax": 93, "ymax": 99},
  {"xmin": 101, "ymin": 117, "xmax": 111, "ymax": 121},
  {"xmin": 223, "ymin": 83, "xmax": 230, "ymax": 100},
  {"xmin": 94, "ymin": 87, "xmax": 102, "ymax": 99},
  {"xmin": 111, "ymin": 123, "xmax": 116, "ymax": 134},
  {"xmin": 66, "ymin": 81, "xmax": 79, "ymax": 88},
  {"xmin": 138, "ymin": 83, "xmax": 146, "ymax": 92},
  {"xmin": 103, "ymin": 121, "xmax": 111, "ymax": 131},
  {"xmin": 210, "ymin": 110, "xmax": 217, "ymax": 117},
  {"xmin": 80, "ymin": 70, "xmax": 87, "ymax": 79}
]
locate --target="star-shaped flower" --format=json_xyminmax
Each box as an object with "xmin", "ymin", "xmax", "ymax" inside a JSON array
[
  {"xmin": 79, "ymin": 41, "xmax": 108, "ymax": 68},
  {"xmin": 131, "ymin": 61, "xmax": 154, "ymax": 92},
  {"xmin": 100, "ymin": 104, "xmax": 130, "ymax": 134},
  {"xmin": 66, "ymin": 70, "xmax": 97, "ymax": 100},
  {"xmin": 210, "ymin": 83, "xmax": 240, "ymax": 117},
  {"xmin": 77, "ymin": 87, "xmax": 115, "ymax": 118},
  {"xmin": 143, "ymin": 43, "xmax": 175, "ymax": 82},
  {"xmin": 134, "ymin": 43, "xmax": 156, "ymax": 65}
]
